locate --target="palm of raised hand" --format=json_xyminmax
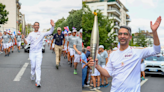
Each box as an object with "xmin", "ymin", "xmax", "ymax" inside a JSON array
[
  {"xmin": 50, "ymin": 20, "xmax": 55, "ymax": 27},
  {"xmin": 151, "ymin": 16, "xmax": 162, "ymax": 32}
]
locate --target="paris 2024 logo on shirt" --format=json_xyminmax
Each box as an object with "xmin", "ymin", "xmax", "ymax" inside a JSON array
[{"xmin": 123, "ymin": 53, "xmax": 133, "ymax": 59}]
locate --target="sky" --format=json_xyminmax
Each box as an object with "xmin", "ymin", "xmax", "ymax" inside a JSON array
[
  {"xmin": 19, "ymin": 0, "xmax": 82, "ymax": 31},
  {"xmin": 19, "ymin": 0, "xmax": 164, "ymax": 45},
  {"xmin": 120, "ymin": 0, "xmax": 164, "ymax": 46}
]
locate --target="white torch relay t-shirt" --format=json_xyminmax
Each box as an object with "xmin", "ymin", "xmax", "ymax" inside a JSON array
[
  {"xmin": 26, "ymin": 27, "xmax": 54, "ymax": 53},
  {"xmin": 104, "ymin": 45, "xmax": 161, "ymax": 92}
]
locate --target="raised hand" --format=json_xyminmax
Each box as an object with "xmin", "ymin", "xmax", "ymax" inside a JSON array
[
  {"xmin": 50, "ymin": 19, "xmax": 55, "ymax": 27},
  {"xmin": 150, "ymin": 16, "xmax": 162, "ymax": 32}
]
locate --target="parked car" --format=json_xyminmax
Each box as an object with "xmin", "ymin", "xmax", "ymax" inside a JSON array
[
  {"xmin": 24, "ymin": 39, "xmax": 45, "ymax": 53},
  {"xmin": 21, "ymin": 39, "xmax": 25, "ymax": 49},
  {"xmin": 144, "ymin": 54, "xmax": 164, "ymax": 75}
]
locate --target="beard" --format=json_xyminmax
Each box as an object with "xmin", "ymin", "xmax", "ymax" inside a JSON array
[{"xmin": 119, "ymin": 38, "xmax": 128, "ymax": 45}]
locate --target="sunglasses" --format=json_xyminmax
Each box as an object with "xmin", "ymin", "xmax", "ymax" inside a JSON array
[{"xmin": 118, "ymin": 32, "xmax": 129, "ymax": 36}]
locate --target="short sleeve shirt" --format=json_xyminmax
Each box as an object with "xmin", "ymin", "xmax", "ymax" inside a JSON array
[
  {"xmin": 68, "ymin": 35, "xmax": 76, "ymax": 48},
  {"xmin": 73, "ymin": 36, "xmax": 82, "ymax": 54},
  {"xmin": 53, "ymin": 33, "xmax": 65, "ymax": 46},
  {"xmin": 100, "ymin": 51, "xmax": 108, "ymax": 65},
  {"xmin": 82, "ymin": 53, "xmax": 88, "ymax": 68},
  {"xmin": 2, "ymin": 34, "xmax": 10, "ymax": 43}
]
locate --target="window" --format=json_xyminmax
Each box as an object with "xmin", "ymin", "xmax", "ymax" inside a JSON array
[{"xmin": 97, "ymin": 6, "xmax": 104, "ymax": 10}]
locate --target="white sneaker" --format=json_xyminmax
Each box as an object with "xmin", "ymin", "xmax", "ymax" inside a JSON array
[
  {"xmin": 90, "ymin": 87, "xmax": 97, "ymax": 91},
  {"xmin": 35, "ymin": 81, "xmax": 41, "ymax": 87},
  {"xmin": 97, "ymin": 87, "xmax": 100, "ymax": 89},
  {"xmin": 30, "ymin": 75, "xmax": 35, "ymax": 81},
  {"xmin": 84, "ymin": 84, "xmax": 90, "ymax": 87}
]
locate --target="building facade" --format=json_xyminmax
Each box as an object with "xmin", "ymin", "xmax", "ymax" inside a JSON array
[
  {"xmin": 84, "ymin": 0, "xmax": 131, "ymax": 46},
  {"xmin": 0, "ymin": 0, "xmax": 21, "ymax": 34}
]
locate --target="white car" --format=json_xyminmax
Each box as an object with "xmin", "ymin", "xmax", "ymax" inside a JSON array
[
  {"xmin": 24, "ymin": 39, "xmax": 45, "ymax": 53},
  {"xmin": 144, "ymin": 54, "xmax": 164, "ymax": 75}
]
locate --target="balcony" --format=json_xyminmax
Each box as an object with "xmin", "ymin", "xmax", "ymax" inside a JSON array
[
  {"xmin": 114, "ymin": 40, "xmax": 118, "ymax": 43},
  {"xmin": 113, "ymin": 33, "xmax": 118, "ymax": 36},
  {"xmin": 107, "ymin": 1, "xmax": 121, "ymax": 9},
  {"xmin": 16, "ymin": 1, "xmax": 21, "ymax": 9},
  {"xmin": 109, "ymin": 15, "xmax": 121, "ymax": 22},
  {"xmin": 107, "ymin": 8, "xmax": 120, "ymax": 15},
  {"xmin": 114, "ymin": 23, "xmax": 119, "ymax": 29},
  {"xmin": 126, "ymin": 18, "xmax": 131, "ymax": 22}
]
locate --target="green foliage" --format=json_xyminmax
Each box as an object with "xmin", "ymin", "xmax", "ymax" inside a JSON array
[
  {"xmin": 82, "ymin": 2, "xmax": 114, "ymax": 49},
  {"xmin": 134, "ymin": 28, "xmax": 148, "ymax": 47},
  {"xmin": 19, "ymin": 23, "xmax": 22, "ymax": 32},
  {"xmin": 0, "ymin": 3, "xmax": 9, "ymax": 25},
  {"xmin": 54, "ymin": 17, "xmax": 66, "ymax": 34},
  {"xmin": 54, "ymin": 9, "xmax": 82, "ymax": 34}
]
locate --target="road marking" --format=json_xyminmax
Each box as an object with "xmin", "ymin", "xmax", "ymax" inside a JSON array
[
  {"xmin": 13, "ymin": 63, "xmax": 29, "ymax": 81},
  {"xmin": 140, "ymin": 78, "xmax": 148, "ymax": 86}
]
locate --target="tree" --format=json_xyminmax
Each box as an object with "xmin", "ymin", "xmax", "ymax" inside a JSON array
[
  {"xmin": 82, "ymin": 2, "xmax": 114, "ymax": 49},
  {"xmin": 19, "ymin": 23, "xmax": 22, "ymax": 32},
  {"xmin": 0, "ymin": 3, "xmax": 9, "ymax": 26},
  {"xmin": 135, "ymin": 28, "xmax": 148, "ymax": 47},
  {"xmin": 54, "ymin": 17, "xmax": 66, "ymax": 33}
]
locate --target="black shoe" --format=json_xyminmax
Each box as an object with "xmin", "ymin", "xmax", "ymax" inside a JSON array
[
  {"xmin": 56, "ymin": 65, "xmax": 59, "ymax": 69},
  {"xmin": 12, "ymin": 51, "xmax": 13, "ymax": 53},
  {"xmin": 7, "ymin": 53, "xmax": 9, "ymax": 56},
  {"xmin": 100, "ymin": 84, "xmax": 105, "ymax": 87},
  {"xmin": 5, "ymin": 54, "xmax": 7, "ymax": 57},
  {"xmin": 70, "ymin": 63, "xmax": 72, "ymax": 67}
]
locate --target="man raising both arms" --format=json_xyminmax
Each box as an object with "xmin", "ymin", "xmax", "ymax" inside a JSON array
[
  {"xmin": 89, "ymin": 16, "xmax": 161, "ymax": 92},
  {"xmin": 22, "ymin": 20, "xmax": 55, "ymax": 87}
]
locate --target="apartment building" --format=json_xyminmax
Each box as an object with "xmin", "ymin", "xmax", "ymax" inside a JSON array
[
  {"xmin": 84, "ymin": 0, "xmax": 131, "ymax": 46},
  {"xmin": 0, "ymin": 0, "xmax": 21, "ymax": 33}
]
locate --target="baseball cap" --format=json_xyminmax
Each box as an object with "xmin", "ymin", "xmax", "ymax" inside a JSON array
[
  {"xmin": 87, "ymin": 46, "xmax": 90, "ymax": 50},
  {"xmin": 57, "ymin": 27, "xmax": 61, "ymax": 31},
  {"xmin": 72, "ymin": 29, "xmax": 77, "ymax": 33},
  {"xmin": 113, "ymin": 47, "xmax": 118, "ymax": 51},
  {"xmin": 99, "ymin": 45, "xmax": 104, "ymax": 49},
  {"xmin": 64, "ymin": 31, "xmax": 67, "ymax": 34},
  {"xmin": 79, "ymin": 29, "xmax": 82, "ymax": 33},
  {"xmin": 68, "ymin": 31, "xmax": 71, "ymax": 34}
]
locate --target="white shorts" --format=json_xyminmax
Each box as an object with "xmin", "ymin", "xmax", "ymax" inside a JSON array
[
  {"xmin": 3, "ymin": 43, "xmax": 9, "ymax": 49},
  {"xmin": 74, "ymin": 54, "xmax": 81, "ymax": 63},
  {"xmin": 17, "ymin": 42, "xmax": 21, "ymax": 46},
  {"xmin": 63, "ymin": 46, "xmax": 68, "ymax": 51},
  {"xmin": 141, "ymin": 63, "xmax": 145, "ymax": 71},
  {"xmin": 52, "ymin": 43, "xmax": 55, "ymax": 48},
  {"xmin": 8, "ymin": 43, "xmax": 11, "ymax": 47},
  {"xmin": 10, "ymin": 42, "xmax": 13, "ymax": 46},
  {"xmin": 101, "ymin": 65, "xmax": 106, "ymax": 68},
  {"xmin": 70, "ymin": 48, "xmax": 75, "ymax": 56},
  {"xmin": 91, "ymin": 68, "xmax": 100, "ymax": 76}
]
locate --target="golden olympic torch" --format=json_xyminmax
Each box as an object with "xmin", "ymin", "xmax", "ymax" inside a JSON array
[{"xmin": 90, "ymin": 12, "xmax": 99, "ymax": 74}]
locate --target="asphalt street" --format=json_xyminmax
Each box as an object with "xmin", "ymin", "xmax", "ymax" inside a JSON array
[
  {"xmin": 82, "ymin": 73, "xmax": 164, "ymax": 92},
  {"xmin": 0, "ymin": 44, "xmax": 82, "ymax": 92}
]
